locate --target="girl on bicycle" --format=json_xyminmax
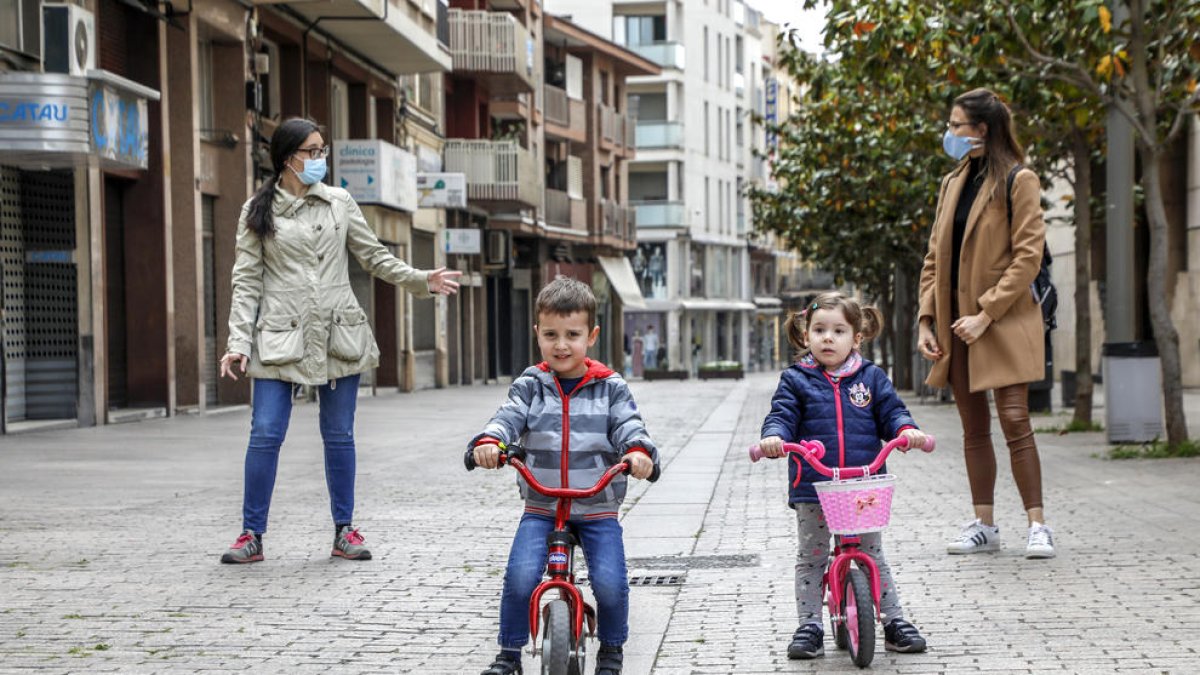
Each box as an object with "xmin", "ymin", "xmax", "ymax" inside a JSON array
[{"xmin": 759, "ymin": 291, "xmax": 929, "ymax": 659}]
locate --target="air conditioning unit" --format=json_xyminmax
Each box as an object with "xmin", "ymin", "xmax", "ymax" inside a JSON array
[
  {"xmin": 43, "ymin": 4, "xmax": 96, "ymax": 77},
  {"xmin": 484, "ymin": 229, "xmax": 511, "ymax": 269}
]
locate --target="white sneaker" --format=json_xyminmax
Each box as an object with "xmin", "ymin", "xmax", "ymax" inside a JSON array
[
  {"xmin": 1025, "ymin": 522, "xmax": 1056, "ymax": 559},
  {"xmin": 946, "ymin": 519, "xmax": 1001, "ymax": 554}
]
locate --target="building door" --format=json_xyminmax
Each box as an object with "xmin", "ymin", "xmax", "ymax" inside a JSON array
[
  {"xmin": 412, "ymin": 231, "xmax": 437, "ymax": 389},
  {"xmin": 202, "ymin": 196, "xmax": 218, "ymax": 407},
  {"xmin": 0, "ymin": 166, "xmax": 25, "ymax": 425},
  {"xmin": 105, "ymin": 178, "xmax": 128, "ymax": 410},
  {"xmin": 487, "ymin": 275, "xmax": 513, "ymax": 379}
]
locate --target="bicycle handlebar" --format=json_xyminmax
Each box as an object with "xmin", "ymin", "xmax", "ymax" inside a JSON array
[
  {"xmin": 748, "ymin": 435, "xmax": 934, "ymax": 479},
  {"xmin": 464, "ymin": 445, "xmax": 661, "ymax": 495}
]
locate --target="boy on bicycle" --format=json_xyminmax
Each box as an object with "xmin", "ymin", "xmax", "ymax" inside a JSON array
[{"xmin": 470, "ymin": 276, "xmax": 660, "ymax": 675}]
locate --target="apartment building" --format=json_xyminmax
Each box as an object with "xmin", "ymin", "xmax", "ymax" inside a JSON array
[{"xmin": 0, "ymin": 0, "xmax": 454, "ymax": 433}]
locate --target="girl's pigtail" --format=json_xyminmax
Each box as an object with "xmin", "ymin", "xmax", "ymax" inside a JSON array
[
  {"xmin": 785, "ymin": 311, "xmax": 808, "ymax": 356},
  {"xmin": 860, "ymin": 306, "xmax": 884, "ymax": 342}
]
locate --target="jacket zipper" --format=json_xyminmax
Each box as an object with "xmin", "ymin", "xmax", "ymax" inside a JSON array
[
  {"xmin": 824, "ymin": 372, "xmax": 846, "ymax": 469},
  {"xmin": 556, "ymin": 373, "xmax": 593, "ymax": 492}
]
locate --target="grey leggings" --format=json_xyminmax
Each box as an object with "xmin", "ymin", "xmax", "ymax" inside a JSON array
[{"xmin": 795, "ymin": 504, "xmax": 905, "ymax": 625}]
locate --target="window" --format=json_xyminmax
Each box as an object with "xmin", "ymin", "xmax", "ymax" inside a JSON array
[
  {"xmin": 704, "ymin": 102, "xmax": 710, "ymax": 156},
  {"xmin": 198, "ymin": 41, "xmax": 215, "ymax": 133},
  {"xmin": 703, "ymin": 27, "xmax": 709, "ymax": 81},
  {"xmin": 735, "ymin": 35, "xmax": 744, "ymax": 74},
  {"xmin": 0, "ymin": 0, "xmax": 39, "ymax": 55},
  {"xmin": 704, "ymin": 177, "xmax": 711, "ymax": 231},
  {"xmin": 259, "ymin": 39, "xmax": 282, "ymax": 120},
  {"xmin": 616, "ymin": 15, "xmax": 666, "ymax": 46},
  {"xmin": 330, "ymin": 76, "xmax": 350, "ymax": 140}
]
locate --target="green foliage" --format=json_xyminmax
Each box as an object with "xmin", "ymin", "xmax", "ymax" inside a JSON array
[
  {"xmin": 1034, "ymin": 419, "xmax": 1105, "ymax": 434},
  {"xmin": 1107, "ymin": 439, "xmax": 1200, "ymax": 460}
]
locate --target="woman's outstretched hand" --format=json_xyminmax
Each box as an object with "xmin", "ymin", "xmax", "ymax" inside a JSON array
[
  {"xmin": 951, "ymin": 311, "xmax": 993, "ymax": 345},
  {"xmin": 427, "ymin": 267, "xmax": 463, "ymax": 295},
  {"xmin": 917, "ymin": 321, "xmax": 943, "ymax": 361},
  {"xmin": 219, "ymin": 352, "xmax": 248, "ymax": 381}
]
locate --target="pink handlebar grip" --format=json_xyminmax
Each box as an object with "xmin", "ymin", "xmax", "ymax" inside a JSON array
[{"xmin": 748, "ymin": 445, "xmax": 766, "ymax": 462}]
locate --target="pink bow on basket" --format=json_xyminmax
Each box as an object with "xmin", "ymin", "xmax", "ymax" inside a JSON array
[{"xmin": 854, "ymin": 494, "xmax": 878, "ymax": 513}]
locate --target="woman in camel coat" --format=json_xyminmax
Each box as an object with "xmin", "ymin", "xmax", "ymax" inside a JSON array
[{"xmin": 917, "ymin": 88, "xmax": 1055, "ymax": 559}]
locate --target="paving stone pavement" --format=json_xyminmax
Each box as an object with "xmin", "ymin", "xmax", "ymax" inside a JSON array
[{"xmin": 1, "ymin": 373, "xmax": 1199, "ymax": 674}]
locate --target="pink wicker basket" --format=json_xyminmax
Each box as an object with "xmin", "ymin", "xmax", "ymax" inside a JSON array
[{"xmin": 814, "ymin": 474, "xmax": 896, "ymax": 534}]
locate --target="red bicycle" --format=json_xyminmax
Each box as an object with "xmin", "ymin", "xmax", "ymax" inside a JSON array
[
  {"xmin": 465, "ymin": 446, "xmax": 659, "ymax": 675},
  {"xmin": 749, "ymin": 435, "xmax": 934, "ymax": 667}
]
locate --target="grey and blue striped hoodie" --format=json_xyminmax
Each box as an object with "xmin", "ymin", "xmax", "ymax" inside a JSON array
[{"xmin": 470, "ymin": 359, "xmax": 660, "ymax": 519}]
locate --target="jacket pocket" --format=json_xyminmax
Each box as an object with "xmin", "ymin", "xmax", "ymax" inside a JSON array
[
  {"xmin": 329, "ymin": 307, "xmax": 370, "ymax": 362},
  {"xmin": 256, "ymin": 313, "xmax": 304, "ymax": 366}
]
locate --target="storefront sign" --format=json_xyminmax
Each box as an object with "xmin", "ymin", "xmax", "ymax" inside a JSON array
[
  {"xmin": 333, "ymin": 139, "xmax": 418, "ymax": 213},
  {"xmin": 0, "ymin": 101, "xmax": 72, "ymax": 124},
  {"xmin": 443, "ymin": 228, "xmax": 481, "ymax": 255},
  {"xmin": 417, "ymin": 172, "xmax": 466, "ymax": 209},
  {"xmin": 90, "ymin": 84, "xmax": 149, "ymax": 168}
]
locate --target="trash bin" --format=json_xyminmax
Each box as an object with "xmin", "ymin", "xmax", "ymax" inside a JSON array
[
  {"xmin": 1102, "ymin": 341, "xmax": 1163, "ymax": 443},
  {"xmin": 1028, "ymin": 332, "xmax": 1054, "ymax": 413}
]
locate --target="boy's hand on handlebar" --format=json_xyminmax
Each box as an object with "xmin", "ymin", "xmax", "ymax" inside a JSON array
[
  {"xmin": 473, "ymin": 443, "xmax": 503, "ymax": 469},
  {"xmin": 899, "ymin": 428, "xmax": 929, "ymax": 452},
  {"xmin": 622, "ymin": 452, "xmax": 654, "ymax": 480},
  {"xmin": 758, "ymin": 436, "xmax": 784, "ymax": 458}
]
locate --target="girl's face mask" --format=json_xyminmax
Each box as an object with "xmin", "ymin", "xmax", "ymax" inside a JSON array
[{"xmin": 942, "ymin": 129, "xmax": 981, "ymax": 161}]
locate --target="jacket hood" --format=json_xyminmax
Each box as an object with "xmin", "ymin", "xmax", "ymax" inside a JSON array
[{"xmin": 533, "ymin": 358, "xmax": 615, "ymax": 383}]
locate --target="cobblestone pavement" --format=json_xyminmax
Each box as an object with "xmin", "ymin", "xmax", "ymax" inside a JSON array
[{"xmin": 1, "ymin": 374, "xmax": 1199, "ymax": 673}]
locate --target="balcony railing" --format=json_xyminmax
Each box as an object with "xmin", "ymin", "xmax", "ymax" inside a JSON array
[
  {"xmin": 545, "ymin": 84, "xmax": 569, "ymax": 126},
  {"xmin": 447, "ymin": 9, "xmax": 535, "ymax": 93},
  {"xmin": 598, "ymin": 103, "xmax": 616, "ymax": 145},
  {"xmin": 444, "ymin": 139, "xmax": 538, "ymax": 206},
  {"xmin": 632, "ymin": 200, "xmax": 687, "ymax": 228},
  {"xmin": 437, "ymin": 0, "xmax": 449, "ymax": 47},
  {"xmin": 600, "ymin": 199, "xmax": 634, "ymax": 240},
  {"xmin": 635, "ymin": 121, "xmax": 684, "ymax": 149},
  {"xmin": 546, "ymin": 188, "xmax": 588, "ymax": 230},
  {"xmin": 627, "ymin": 42, "xmax": 685, "ymax": 70}
]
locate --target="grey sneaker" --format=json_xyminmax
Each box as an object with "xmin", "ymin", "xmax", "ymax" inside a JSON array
[
  {"xmin": 1025, "ymin": 522, "xmax": 1056, "ymax": 559},
  {"xmin": 220, "ymin": 530, "xmax": 263, "ymax": 564},
  {"xmin": 332, "ymin": 525, "xmax": 372, "ymax": 560},
  {"xmin": 946, "ymin": 519, "xmax": 1001, "ymax": 554}
]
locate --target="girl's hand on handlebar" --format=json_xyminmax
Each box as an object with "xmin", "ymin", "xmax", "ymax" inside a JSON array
[
  {"xmin": 758, "ymin": 436, "xmax": 784, "ymax": 458},
  {"xmin": 473, "ymin": 443, "xmax": 503, "ymax": 469},
  {"xmin": 899, "ymin": 428, "xmax": 929, "ymax": 452},
  {"xmin": 622, "ymin": 451, "xmax": 654, "ymax": 480}
]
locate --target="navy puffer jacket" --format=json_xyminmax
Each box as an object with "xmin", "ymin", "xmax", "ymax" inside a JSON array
[{"xmin": 760, "ymin": 354, "xmax": 918, "ymax": 505}]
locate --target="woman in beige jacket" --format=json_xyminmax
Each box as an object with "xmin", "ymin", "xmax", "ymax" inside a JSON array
[
  {"xmin": 917, "ymin": 89, "xmax": 1054, "ymax": 559},
  {"xmin": 216, "ymin": 118, "xmax": 461, "ymax": 564}
]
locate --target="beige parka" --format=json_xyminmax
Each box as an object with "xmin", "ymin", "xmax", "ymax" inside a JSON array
[{"xmin": 226, "ymin": 181, "xmax": 432, "ymax": 385}]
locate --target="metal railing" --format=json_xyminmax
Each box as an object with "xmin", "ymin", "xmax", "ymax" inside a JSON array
[
  {"xmin": 635, "ymin": 121, "xmax": 684, "ymax": 149},
  {"xmin": 443, "ymin": 139, "xmax": 537, "ymax": 205},
  {"xmin": 632, "ymin": 200, "xmax": 687, "ymax": 228},
  {"xmin": 546, "ymin": 188, "xmax": 571, "ymax": 226},
  {"xmin": 544, "ymin": 84, "xmax": 569, "ymax": 126},
  {"xmin": 628, "ymin": 41, "xmax": 685, "ymax": 69},
  {"xmin": 447, "ymin": 9, "xmax": 534, "ymax": 86},
  {"xmin": 598, "ymin": 103, "xmax": 616, "ymax": 144}
]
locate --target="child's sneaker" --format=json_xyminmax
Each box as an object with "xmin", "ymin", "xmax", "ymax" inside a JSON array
[
  {"xmin": 595, "ymin": 644, "xmax": 623, "ymax": 674},
  {"xmin": 219, "ymin": 530, "xmax": 263, "ymax": 564},
  {"xmin": 946, "ymin": 519, "xmax": 1000, "ymax": 554},
  {"xmin": 787, "ymin": 623, "xmax": 824, "ymax": 659},
  {"xmin": 883, "ymin": 618, "xmax": 927, "ymax": 653},
  {"xmin": 332, "ymin": 525, "xmax": 372, "ymax": 560},
  {"xmin": 479, "ymin": 650, "xmax": 522, "ymax": 675},
  {"xmin": 1025, "ymin": 522, "xmax": 1056, "ymax": 559}
]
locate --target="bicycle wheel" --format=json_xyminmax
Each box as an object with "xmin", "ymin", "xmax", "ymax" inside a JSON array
[
  {"xmin": 541, "ymin": 600, "xmax": 574, "ymax": 675},
  {"xmin": 841, "ymin": 568, "xmax": 876, "ymax": 668}
]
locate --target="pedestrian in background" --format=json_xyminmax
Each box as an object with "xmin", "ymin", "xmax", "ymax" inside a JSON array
[
  {"xmin": 759, "ymin": 292, "xmax": 929, "ymax": 659},
  {"xmin": 642, "ymin": 324, "xmax": 658, "ymax": 370},
  {"xmin": 917, "ymin": 88, "xmax": 1055, "ymax": 559},
  {"xmin": 217, "ymin": 117, "xmax": 461, "ymax": 564}
]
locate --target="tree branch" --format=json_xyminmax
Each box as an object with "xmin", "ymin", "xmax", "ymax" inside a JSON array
[{"xmin": 1165, "ymin": 88, "xmax": 1200, "ymax": 144}]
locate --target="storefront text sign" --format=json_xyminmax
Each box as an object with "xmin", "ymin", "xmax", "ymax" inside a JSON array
[
  {"xmin": 333, "ymin": 139, "xmax": 418, "ymax": 212},
  {"xmin": 417, "ymin": 172, "xmax": 467, "ymax": 209}
]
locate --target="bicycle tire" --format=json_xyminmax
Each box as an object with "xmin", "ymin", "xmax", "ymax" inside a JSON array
[
  {"xmin": 541, "ymin": 600, "xmax": 574, "ymax": 675},
  {"xmin": 843, "ymin": 567, "xmax": 876, "ymax": 668}
]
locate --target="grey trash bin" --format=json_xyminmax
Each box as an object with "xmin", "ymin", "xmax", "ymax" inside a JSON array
[{"xmin": 1102, "ymin": 341, "xmax": 1163, "ymax": 443}]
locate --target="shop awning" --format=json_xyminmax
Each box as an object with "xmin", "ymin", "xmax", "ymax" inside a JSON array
[
  {"xmin": 680, "ymin": 299, "xmax": 757, "ymax": 312},
  {"xmin": 597, "ymin": 256, "xmax": 647, "ymax": 310}
]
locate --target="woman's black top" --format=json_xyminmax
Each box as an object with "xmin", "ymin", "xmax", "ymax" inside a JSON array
[{"xmin": 950, "ymin": 157, "xmax": 985, "ymax": 294}]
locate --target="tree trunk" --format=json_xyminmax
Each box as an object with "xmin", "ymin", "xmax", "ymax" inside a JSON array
[
  {"xmin": 1138, "ymin": 150, "xmax": 1189, "ymax": 446},
  {"xmin": 877, "ymin": 277, "xmax": 891, "ymax": 375},
  {"xmin": 893, "ymin": 263, "xmax": 917, "ymax": 390},
  {"xmin": 1070, "ymin": 131, "xmax": 1094, "ymax": 424}
]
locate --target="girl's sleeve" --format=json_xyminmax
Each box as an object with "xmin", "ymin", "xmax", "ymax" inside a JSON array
[
  {"xmin": 761, "ymin": 371, "xmax": 802, "ymax": 441},
  {"xmin": 871, "ymin": 368, "xmax": 917, "ymax": 440}
]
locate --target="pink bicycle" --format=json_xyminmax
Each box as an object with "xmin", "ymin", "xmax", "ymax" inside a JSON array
[{"xmin": 749, "ymin": 435, "xmax": 934, "ymax": 667}]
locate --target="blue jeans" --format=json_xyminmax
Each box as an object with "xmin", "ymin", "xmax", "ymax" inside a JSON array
[
  {"xmin": 241, "ymin": 375, "xmax": 360, "ymax": 533},
  {"xmin": 498, "ymin": 513, "xmax": 629, "ymax": 649}
]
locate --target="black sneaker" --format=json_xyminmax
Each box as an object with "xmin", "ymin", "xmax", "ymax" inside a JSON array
[
  {"xmin": 787, "ymin": 623, "xmax": 824, "ymax": 659},
  {"xmin": 596, "ymin": 644, "xmax": 623, "ymax": 675},
  {"xmin": 480, "ymin": 651, "xmax": 522, "ymax": 675},
  {"xmin": 884, "ymin": 618, "xmax": 927, "ymax": 653}
]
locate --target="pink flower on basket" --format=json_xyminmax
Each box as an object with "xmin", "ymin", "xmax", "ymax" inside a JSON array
[{"xmin": 854, "ymin": 494, "xmax": 878, "ymax": 513}]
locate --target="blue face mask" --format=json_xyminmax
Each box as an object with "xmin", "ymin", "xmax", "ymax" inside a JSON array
[
  {"xmin": 942, "ymin": 130, "xmax": 981, "ymax": 161},
  {"xmin": 291, "ymin": 157, "xmax": 327, "ymax": 185}
]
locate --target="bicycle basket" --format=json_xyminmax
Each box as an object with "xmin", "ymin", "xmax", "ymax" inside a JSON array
[{"xmin": 814, "ymin": 474, "xmax": 896, "ymax": 534}]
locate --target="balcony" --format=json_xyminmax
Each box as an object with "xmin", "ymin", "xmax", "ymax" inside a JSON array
[
  {"xmin": 544, "ymin": 85, "xmax": 587, "ymax": 140},
  {"xmin": 447, "ymin": 9, "xmax": 535, "ymax": 94},
  {"xmin": 277, "ymin": 0, "xmax": 451, "ymax": 73},
  {"xmin": 627, "ymin": 42, "xmax": 685, "ymax": 70},
  {"xmin": 632, "ymin": 200, "xmax": 687, "ymax": 228},
  {"xmin": 600, "ymin": 199, "xmax": 636, "ymax": 241},
  {"xmin": 444, "ymin": 139, "xmax": 539, "ymax": 208},
  {"xmin": 546, "ymin": 189, "xmax": 588, "ymax": 231},
  {"xmin": 597, "ymin": 104, "xmax": 635, "ymax": 150},
  {"xmin": 734, "ymin": 72, "xmax": 745, "ymax": 98},
  {"xmin": 635, "ymin": 121, "xmax": 684, "ymax": 150}
]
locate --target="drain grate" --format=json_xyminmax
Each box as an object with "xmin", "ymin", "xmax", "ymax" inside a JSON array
[
  {"xmin": 625, "ymin": 554, "xmax": 760, "ymax": 570},
  {"xmin": 628, "ymin": 574, "xmax": 686, "ymax": 587}
]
